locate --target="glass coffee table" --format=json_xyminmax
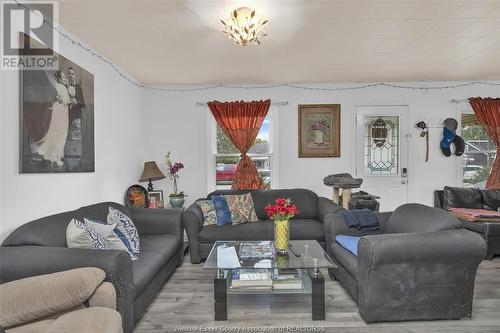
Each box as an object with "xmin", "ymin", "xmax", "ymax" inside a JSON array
[{"xmin": 203, "ymin": 240, "xmax": 336, "ymax": 321}]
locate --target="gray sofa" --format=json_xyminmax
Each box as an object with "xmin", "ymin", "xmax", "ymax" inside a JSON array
[
  {"xmin": 0, "ymin": 202, "xmax": 184, "ymax": 333},
  {"xmin": 435, "ymin": 187, "xmax": 500, "ymax": 259},
  {"xmin": 325, "ymin": 203, "xmax": 486, "ymax": 322},
  {"xmin": 183, "ymin": 189, "xmax": 343, "ymax": 264}
]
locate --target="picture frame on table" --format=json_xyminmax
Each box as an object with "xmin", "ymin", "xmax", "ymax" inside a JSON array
[
  {"xmin": 298, "ymin": 104, "xmax": 341, "ymax": 157},
  {"xmin": 148, "ymin": 190, "xmax": 164, "ymax": 209}
]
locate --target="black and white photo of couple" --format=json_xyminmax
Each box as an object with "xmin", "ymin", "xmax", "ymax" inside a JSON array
[{"xmin": 21, "ymin": 46, "xmax": 94, "ymax": 173}]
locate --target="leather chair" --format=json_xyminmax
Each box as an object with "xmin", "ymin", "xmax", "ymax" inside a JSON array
[{"xmin": 435, "ymin": 187, "xmax": 500, "ymax": 259}]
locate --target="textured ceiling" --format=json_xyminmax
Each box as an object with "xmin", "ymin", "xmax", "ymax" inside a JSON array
[{"xmin": 54, "ymin": 0, "xmax": 500, "ymax": 84}]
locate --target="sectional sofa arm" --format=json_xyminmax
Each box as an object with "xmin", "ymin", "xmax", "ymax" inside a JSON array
[
  {"xmin": 182, "ymin": 203, "xmax": 204, "ymax": 263},
  {"xmin": 0, "ymin": 246, "xmax": 134, "ymax": 333},
  {"xmin": 358, "ymin": 229, "xmax": 486, "ymax": 267},
  {"xmin": 129, "ymin": 207, "xmax": 183, "ymax": 236},
  {"xmin": 317, "ymin": 197, "xmax": 344, "ymax": 222}
]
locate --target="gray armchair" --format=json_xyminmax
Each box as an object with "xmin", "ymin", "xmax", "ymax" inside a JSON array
[
  {"xmin": 325, "ymin": 203, "xmax": 486, "ymax": 322},
  {"xmin": 0, "ymin": 202, "xmax": 184, "ymax": 333}
]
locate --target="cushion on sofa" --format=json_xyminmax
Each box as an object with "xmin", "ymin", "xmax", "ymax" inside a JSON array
[
  {"xmin": 66, "ymin": 219, "xmax": 112, "ymax": 250},
  {"xmin": 225, "ymin": 193, "xmax": 258, "ymax": 224},
  {"xmin": 107, "ymin": 206, "xmax": 140, "ymax": 255},
  {"xmin": 196, "ymin": 200, "xmax": 217, "ymax": 226},
  {"xmin": 199, "ymin": 221, "xmax": 273, "ymax": 242},
  {"xmin": 330, "ymin": 242, "xmax": 358, "ymax": 280},
  {"xmin": 139, "ymin": 234, "xmax": 180, "ymax": 262},
  {"xmin": 252, "ymin": 189, "xmax": 319, "ymax": 220},
  {"xmin": 84, "ymin": 218, "xmax": 132, "ymax": 256},
  {"xmin": 132, "ymin": 251, "xmax": 165, "ymax": 299},
  {"xmin": 0, "ymin": 268, "xmax": 105, "ymax": 328},
  {"xmin": 384, "ymin": 203, "xmax": 462, "ymax": 234},
  {"xmin": 481, "ymin": 189, "xmax": 500, "ymax": 210},
  {"xmin": 212, "ymin": 196, "xmax": 232, "ymax": 225},
  {"xmin": 132, "ymin": 234, "xmax": 180, "ymax": 298},
  {"xmin": 288, "ymin": 219, "xmax": 325, "ymax": 241},
  {"xmin": 443, "ymin": 186, "xmax": 482, "ymax": 210},
  {"xmin": 47, "ymin": 307, "xmax": 122, "ymax": 333}
]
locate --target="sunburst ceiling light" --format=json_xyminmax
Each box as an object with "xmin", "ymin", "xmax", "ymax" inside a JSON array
[{"xmin": 220, "ymin": 7, "xmax": 268, "ymax": 46}]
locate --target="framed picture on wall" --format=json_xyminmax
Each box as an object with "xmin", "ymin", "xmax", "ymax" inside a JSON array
[
  {"xmin": 298, "ymin": 104, "xmax": 341, "ymax": 157},
  {"xmin": 20, "ymin": 34, "xmax": 95, "ymax": 173},
  {"xmin": 148, "ymin": 190, "xmax": 164, "ymax": 209}
]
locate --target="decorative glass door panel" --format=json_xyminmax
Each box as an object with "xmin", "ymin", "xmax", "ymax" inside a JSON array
[
  {"xmin": 356, "ymin": 106, "xmax": 409, "ymax": 211},
  {"xmin": 364, "ymin": 116, "xmax": 399, "ymax": 176}
]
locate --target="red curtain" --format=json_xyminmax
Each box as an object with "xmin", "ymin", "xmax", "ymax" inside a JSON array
[
  {"xmin": 208, "ymin": 100, "xmax": 271, "ymax": 190},
  {"xmin": 469, "ymin": 97, "xmax": 500, "ymax": 189}
]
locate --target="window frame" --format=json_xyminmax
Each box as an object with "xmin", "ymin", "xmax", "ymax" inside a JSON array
[
  {"xmin": 207, "ymin": 108, "xmax": 278, "ymax": 192},
  {"xmin": 456, "ymin": 106, "xmax": 496, "ymax": 188}
]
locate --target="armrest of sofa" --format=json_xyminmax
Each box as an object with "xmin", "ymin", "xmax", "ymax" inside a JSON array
[
  {"xmin": 129, "ymin": 207, "xmax": 183, "ymax": 236},
  {"xmin": 317, "ymin": 197, "xmax": 344, "ymax": 222},
  {"xmin": 0, "ymin": 246, "xmax": 133, "ymax": 333},
  {"xmin": 182, "ymin": 203, "xmax": 204, "ymax": 264},
  {"xmin": 88, "ymin": 281, "xmax": 116, "ymax": 310},
  {"xmin": 358, "ymin": 229, "xmax": 486, "ymax": 267}
]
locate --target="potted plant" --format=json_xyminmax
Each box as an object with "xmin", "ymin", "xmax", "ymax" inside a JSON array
[
  {"xmin": 165, "ymin": 151, "xmax": 186, "ymax": 208},
  {"xmin": 265, "ymin": 198, "xmax": 299, "ymax": 255}
]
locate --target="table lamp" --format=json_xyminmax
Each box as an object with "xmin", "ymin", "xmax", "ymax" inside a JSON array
[{"xmin": 139, "ymin": 161, "xmax": 166, "ymax": 191}]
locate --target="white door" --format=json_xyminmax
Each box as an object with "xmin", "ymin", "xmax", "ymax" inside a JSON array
[{"xmin": 355, "ymin": 106, "xmax": 409, "ymax": 211}]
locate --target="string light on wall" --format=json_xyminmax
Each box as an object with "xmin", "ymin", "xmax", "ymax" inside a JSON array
[{"xmin": 12, "ymin": 0, "xmax": 500, "ymax": 93}]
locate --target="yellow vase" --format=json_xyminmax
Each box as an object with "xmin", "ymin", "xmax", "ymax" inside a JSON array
[{"xmin": 274, "ymin": 219, "xmax": 289, "ymax": 255}]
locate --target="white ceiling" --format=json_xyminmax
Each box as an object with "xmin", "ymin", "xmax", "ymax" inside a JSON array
[{"xmin": 54, "ymin": 0, "xmax": 500, "ymax": 85}]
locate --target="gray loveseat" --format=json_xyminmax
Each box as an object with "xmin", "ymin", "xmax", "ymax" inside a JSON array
[
  {"xmin": 183, "ymin": 188, "xmax": 343, "ymax": 264},
  {"xmin": 0, "ymin": 202, "xmax": 184, "ymax": 333},
  {"xmin": 325, "ymin": 203, "xmax": 486, "ymax": 322}
]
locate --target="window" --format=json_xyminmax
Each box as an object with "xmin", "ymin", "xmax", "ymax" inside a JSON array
[
  {"xmin": 211, "ymin": 114, "xmax": 273, "ymax": 190},
  {"xmin": 461, "ymin": 113, "xmax": 496, "ymax": 188}
]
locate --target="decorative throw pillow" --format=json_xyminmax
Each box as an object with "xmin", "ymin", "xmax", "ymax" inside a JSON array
[
  {"xmin": 212, "ymin": 196, "xmax": 232, "ymax": 226},
  {"xmin": 225, "ymin": 193, "xmax": 259, "ymax": 224},
  {"xmin": 66, "ymin": 219, "xmax": 111, "ymax": 250},
  {"xmin": 107, "ymin": 206, "xmax": 140, "ymax": 256},
  {"xmin": 84, "ymin": 218, "xmax": 137, "ymax": 260},
  {"xmin": 196, "ymin": 200, "xmax": 217, "ymax": 226}
]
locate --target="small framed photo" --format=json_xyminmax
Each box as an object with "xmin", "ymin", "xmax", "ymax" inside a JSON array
[
  {"xmin": 147, "ymin": 190, "xmax": 164, "ymax": 209},
  {"xmin": 298, "ymin": 104, "xmax": 341, "ymax": 157}
]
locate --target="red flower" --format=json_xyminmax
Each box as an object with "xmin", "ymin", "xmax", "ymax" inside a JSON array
[
  {"xmin": 265, "ymin": 198, "xmax": 299, "ymax": 219},
  {"xmin": 275, "ymin": 198, "xmax": 286, "ymax": 206}
]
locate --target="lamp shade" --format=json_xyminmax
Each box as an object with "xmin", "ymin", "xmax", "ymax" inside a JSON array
[{"xmin": 139, "ymin": 161, "xmax": 166, "ymax": 182}]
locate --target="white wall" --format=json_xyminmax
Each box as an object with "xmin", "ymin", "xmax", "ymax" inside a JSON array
[
  {"xmin": 0, "ymin": 35, "xmax": 146, "ymax": 240},
  {"xmin": 142, "ymin": 82, "xmax": 500, "ymax": 208}
]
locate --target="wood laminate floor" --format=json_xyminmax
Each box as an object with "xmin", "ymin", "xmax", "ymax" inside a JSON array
[{"xmin": 135, "ymin": 256, "xmax": 500, "ymax": 333}]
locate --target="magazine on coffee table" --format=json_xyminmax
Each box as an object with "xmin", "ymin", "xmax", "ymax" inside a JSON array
[{"xmin": 238, "ymin": 241, "xmax": 275, "ymax": 260}]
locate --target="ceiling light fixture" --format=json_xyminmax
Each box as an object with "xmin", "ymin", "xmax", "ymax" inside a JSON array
[{"xmin": 220, "ymin": 7, "xmax": 268, "ymax": 46}]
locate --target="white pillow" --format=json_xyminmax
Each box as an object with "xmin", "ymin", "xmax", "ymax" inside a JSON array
[
  {"xmin": 84, "ymin": 218, "xmax": 129, "ymax": 253},
  {"xmin": 107, "ymin": 206, "xmax": 140, "ymax": 255},
  {"xmin": 66, "ymin": 219, "xmax": 111, "ymax": 250}
]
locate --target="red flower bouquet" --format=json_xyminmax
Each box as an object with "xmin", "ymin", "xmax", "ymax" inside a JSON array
[{"xmin": 265, "ymin": 198, "xmax": 299, "ymax": 221}]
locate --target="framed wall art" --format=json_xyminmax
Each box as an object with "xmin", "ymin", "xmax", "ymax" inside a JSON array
[
  {"xmin": 20, "ymin": 35, "xmax": 94, "ymax": 173},
  {"xmin": 298, "ymin": 104, "xmax": 341, "ymax": 157}
]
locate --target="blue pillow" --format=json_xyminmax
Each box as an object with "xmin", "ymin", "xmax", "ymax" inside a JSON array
[
  {"xmin": 335, "ymin": 235, "xmax": 361, "ymax": 256},
  {"xmin": 212, "ymin": 196, "xmax": 232, "ymax": 226}
]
